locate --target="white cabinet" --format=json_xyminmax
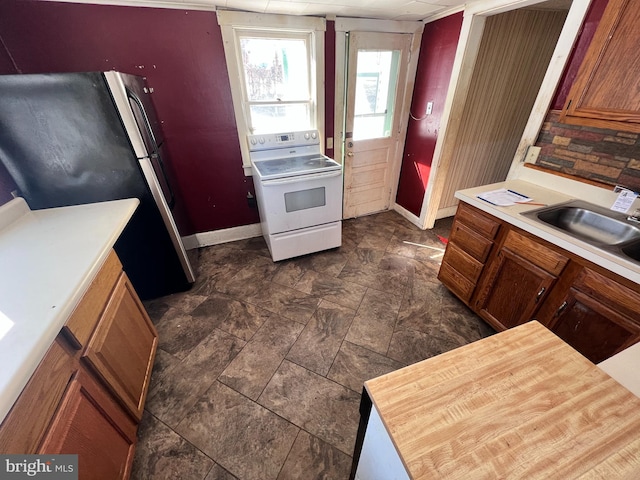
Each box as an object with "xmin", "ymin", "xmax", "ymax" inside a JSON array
[{"xmin": 354, "ymin": 405, "xmax": 409, "ymax": 480}]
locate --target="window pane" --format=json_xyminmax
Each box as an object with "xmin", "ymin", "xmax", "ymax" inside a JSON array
[
  {"xmin": 353, "ymin": 50, "xmax": 400, "ymax": 140},
  {"xmin": 250, "ymin": 104, "xmax": 311, "ymax": 133},
  {"xmin": 240, "ymin": 37, "xmax": 310, "ymax": 102}
]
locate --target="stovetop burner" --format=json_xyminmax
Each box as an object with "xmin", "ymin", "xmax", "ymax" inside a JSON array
[{"xmin": 252, "ymin": 154, "xmax": 341, "ymax": 179}]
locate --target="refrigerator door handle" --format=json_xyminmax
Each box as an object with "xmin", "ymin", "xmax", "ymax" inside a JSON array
[{"xmin": 127, "ymin": 90, "xmax": 176, "ymax": 209}]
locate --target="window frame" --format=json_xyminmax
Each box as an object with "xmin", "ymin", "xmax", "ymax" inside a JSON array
[{"xmin": 217, "ymin": 10, "xmax": 326, "ymax": 176}]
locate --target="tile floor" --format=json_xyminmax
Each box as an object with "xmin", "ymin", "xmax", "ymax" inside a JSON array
[{"xmin": 131, "ymin": 211, "xmax": 495, "ymax": 480}]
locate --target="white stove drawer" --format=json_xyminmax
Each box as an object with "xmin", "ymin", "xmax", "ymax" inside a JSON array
[{"xmin": 267, "ymin": 221, "xmax": 342, "ymax": 261}]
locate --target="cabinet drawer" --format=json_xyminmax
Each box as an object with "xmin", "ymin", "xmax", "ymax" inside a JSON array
[
  {"xmin": 456, "ymin": 202, "xmax": 500, "ymax": 239},
  {"xmin": 449, "ymin": 221, "xmax": 494, "ymax": 262},
  {"xmin": 573, "ymin": 268, "xmax": 640, "ymax": 321},
  {"xmin": 438, "ymin": 262, "xmax": 476, "ymax": 303},
  {"xmin": 442, "ymin": 243, "xmax": 484, "ymax": 284},
  {"xmin": 503, "ymin": 230, "xmax": 568, "ymax": 276}
]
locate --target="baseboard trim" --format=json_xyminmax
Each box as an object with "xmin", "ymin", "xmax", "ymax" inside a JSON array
[
  {"xmin": 435, "ymin": 206, "xmax": 458, "ymax": 220},
  {"xmin": 392, "ymin": 203, "xmax": 423, "ymax": 229},
  {"xmin": 182, "ymin": 223, "xmax": 263, "ymax": 250}
]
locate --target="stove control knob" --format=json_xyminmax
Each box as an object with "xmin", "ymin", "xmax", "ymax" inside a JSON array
[
  {"xmin": 250, "ymin": 138, "xmax": 257, "ymax": 145},
  {"xmin": 258, "ymin": 137, "xmax": 265, "ymax": 144},
  {"xmin": 311, "ymin": 131, "xmax": 317, "ymax": 139},
  {"xmin": 304, "ymin": 132, "xmax": 310, "ymax": 140}
]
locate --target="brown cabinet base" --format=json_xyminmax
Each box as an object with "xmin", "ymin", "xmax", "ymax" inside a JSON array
[
  {"xmin": 439, "ymin": 202, "xmax": 640, "ymax": 363},
  {"xmin": 0, "ymin": 250, "xmax": 157, "ymax": 480}
]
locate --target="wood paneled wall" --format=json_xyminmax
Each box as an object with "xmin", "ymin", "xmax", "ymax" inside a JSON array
[{"xmin": 439, "ymin": 8, "xmax": 567, "ymax": 210}]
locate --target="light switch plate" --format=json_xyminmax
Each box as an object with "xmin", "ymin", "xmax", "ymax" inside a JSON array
[
  {"xmin": 524, "ymin": 145, "xmax": 541, "ymax": 163},
  {"xmin": 326, "ymin": 137, "xmax": 333, "ymax": 149}
]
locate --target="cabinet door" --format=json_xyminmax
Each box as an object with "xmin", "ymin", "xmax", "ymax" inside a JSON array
[
  {"xmin": 39, "ymin": 369, "xmax": 137, "ymax": 480},
  {"xmin": 476, "ymin": 247, "xmax": 556, "ymax": 330},
  {"xmin": 548, "ymin": 289, "xmax": 640, "ymax": 364},
  {"xmin": 84, "ymin": 273, "xmax": 158, "ymax": 421},
  {"xmin": 0, "ymin": 338, "xmax": 73, "ymax": 454},
  {"xmin": 560, "ymin": 0, "xmax": 640, "ymax": 132}
]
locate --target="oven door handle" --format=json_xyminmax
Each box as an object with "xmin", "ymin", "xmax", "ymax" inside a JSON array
[{"xmin": 262, "ymin": 170, "xmax": 342, "ymax": 186}]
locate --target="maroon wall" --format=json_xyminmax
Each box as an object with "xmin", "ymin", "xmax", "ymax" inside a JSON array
[
  {"xmin": 324, "ymin": 20, "xmax": 336, "ymax": 160},
  {"xmin": 395, "ymin": 13, "xmax": 463, "ymax": 217},
  {"xmin": 0, "ymin": 0, "xmax": 258, "ymax": 234}
]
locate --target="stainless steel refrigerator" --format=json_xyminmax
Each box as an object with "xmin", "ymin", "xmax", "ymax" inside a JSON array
[{"xmin": 0, "ymin": 71, "xmax": 195, "ymax": 299}]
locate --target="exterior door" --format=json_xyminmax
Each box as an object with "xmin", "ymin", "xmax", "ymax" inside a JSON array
[{"xmin": 343, "ymin": 32, "xmax": 411, "ymax": 218}]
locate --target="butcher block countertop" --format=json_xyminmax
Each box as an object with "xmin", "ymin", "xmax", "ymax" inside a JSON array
[
  {"xmin": 365, "ymin": 321, "xmax": 640, "ymax": 479},
  {"xmin": 0, "ymin": 197, "xmax": 138, "ymax": 424}
]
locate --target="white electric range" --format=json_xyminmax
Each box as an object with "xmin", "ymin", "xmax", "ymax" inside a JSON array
[{"xmin": 249, "ymin": 130, "xmax": 343, "ymax": 261}]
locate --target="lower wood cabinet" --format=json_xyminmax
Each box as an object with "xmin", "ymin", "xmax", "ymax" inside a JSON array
[
  {"xmin": 84, "ymin": 273, "xmax": 157, "ymax": 421},
  {"xmin": 474, "ymin": 229, "xmax": 568, "ymax": 330},
  {"xmin": 539, "ymin": 267, "xmax": 640, "ymax": 364},
  {"xmin": 438, "ymin": 203, "xmax": 500, "ymax": 304},
  {"xmin": 0, "ymin": 250, "xmax": 157, "ymax": 480},
  {"xmin": 439, "ymin": 202, "xmax": 640, "ymax": 363},
  {"xmin": 38, "ymin": 368, "xmax": 137, "ymax": 480}
]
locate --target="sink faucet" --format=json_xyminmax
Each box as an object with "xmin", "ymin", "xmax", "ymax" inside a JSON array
[{"xmin": 628, "ymin": 208, "xmax": 640, "ymax": 223}]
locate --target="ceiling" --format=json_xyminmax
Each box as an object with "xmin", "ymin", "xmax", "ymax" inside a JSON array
[
  {"xmin": 47, "ymin": 0, "xmax": 466, "ymax": 21},
  {"xmin": 48, "ymin": 0, "xmax": 573, "ymax": 22},
  {"xmin": 213, "ymin": 0, "xmax": 467, "ymax": 21}
]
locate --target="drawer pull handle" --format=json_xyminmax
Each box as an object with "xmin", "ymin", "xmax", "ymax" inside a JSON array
[
  {"xmin": 555, "ymin": 301, "xmax": 568, "ymax": 317},
  {"xmin": 535, "ymin": 287, "xmax": 546, "ymax": 303}
]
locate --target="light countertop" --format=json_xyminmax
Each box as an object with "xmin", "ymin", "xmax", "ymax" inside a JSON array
[
  {"xmin": 0, "ymin": 197, "xmax": 138, "ymax": 424},
  {"xmin": 455, "ymin": 179, "xmax": 640, "ymax": 284},
  {"xmin": 365, "ymin": 321, "xmax": 640, "ymax": 479}
]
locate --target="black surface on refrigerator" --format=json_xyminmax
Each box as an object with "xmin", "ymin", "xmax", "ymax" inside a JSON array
[{"xmin": 0, "ymin": 71, "xmax": 194, "ymax": 300}]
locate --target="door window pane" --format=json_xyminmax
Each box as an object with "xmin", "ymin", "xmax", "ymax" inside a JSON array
[{"xmin": 353, "ymin": 50, "xmax": 400, "ymax": 140}]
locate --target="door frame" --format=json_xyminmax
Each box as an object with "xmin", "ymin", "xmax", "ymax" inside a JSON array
[
  {"xmin": 334, "ymin": 18, "xmax": 424, "ymax": 218},
  {"xmin": 418, "ymin": 0, "xmax": 593, "ymax": 229}
]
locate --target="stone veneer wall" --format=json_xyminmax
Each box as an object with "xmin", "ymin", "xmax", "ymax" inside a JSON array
[{"xmin": 534, "ymin": 111, "xmax": 640, "ymax": 192}]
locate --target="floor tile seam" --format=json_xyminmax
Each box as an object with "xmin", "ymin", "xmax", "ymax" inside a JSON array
[
  {"xmin": 247, "ymin": 322, "xmax": 308, "ymax": 403},
  {"xmin": 268, "ymin": 357, "xmax": 365, "ymax": 401},
  {"xmin": 176, "ymin": 321, "xmax": 247, "ymax": 363},
  {"xmin": 273, "ymin": 429, "xmax": 305, "ymax": 480},
  {"xmin": 178, "ymin": 377, "xmax": 302, "ymax": 442},
  {"xmin": 293, "ymin": 270, "xmax": 368, "ymax": 313},
  {"xmin": 156, "ymin": 371, "xmax": 222, "ymax": 429},
  {"xmin": 143, "ymin": 408, "xmax": 221, "ymax": 478},
  {"xmin": 391, "ymin": 284, "xmax": 413, "ymax": 338},
  {"xmin": 338, "ymin": 339, "xmax": 400, "ymax": 375},
  {"xmin": 323, "ymin": 331, "xmax": 361, "ymax": 394}
]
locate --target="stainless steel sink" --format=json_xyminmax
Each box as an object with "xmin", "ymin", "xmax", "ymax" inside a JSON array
[{"xmin": 521, "ymin": 199, "xmax": 640, "ymax": 265}]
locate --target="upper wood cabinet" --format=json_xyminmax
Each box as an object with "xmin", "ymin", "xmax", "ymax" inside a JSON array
[{"xmin": 560, "ymin": 0, "xmax": 640, "ymax": 132}]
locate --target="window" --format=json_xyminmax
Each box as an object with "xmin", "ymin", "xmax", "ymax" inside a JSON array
[
  {"xmin": 353, "ymin": 50, "xmax": 401, "ymax": 140},
  {"xmin": 217, "ymin": 11, "xmax": 325, "ymax": 175}
]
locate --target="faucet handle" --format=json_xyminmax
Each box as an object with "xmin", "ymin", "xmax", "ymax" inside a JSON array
[{"xmin": 627, "ymin": 208, "xmax": 640, "ymax": 223}]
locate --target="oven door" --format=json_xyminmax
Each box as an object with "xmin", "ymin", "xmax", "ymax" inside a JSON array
[{"xmin": 257, "ymin": 170, "xmax": 342, "ymax": 234}]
